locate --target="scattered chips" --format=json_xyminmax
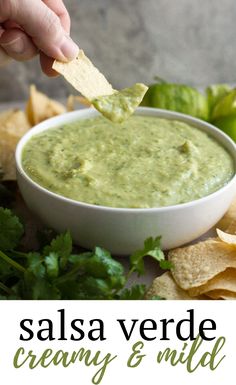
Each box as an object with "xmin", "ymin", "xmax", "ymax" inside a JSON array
[
  {"xmin": 0, "ymin": 135, "xmax": 18, "ymax": 180},
  {"xmin": 0, "ymin": 109, "xmax": 30, "ymax": 137},
  {"xmin": 216, "ymin": 228, "xmax": 236, "ymax": 246},
  {"xmin": 26, "ymin": 85, "xmax": 66, "ymax": 125},
  {"xmin": 145, "ymin": 272, "xmax": 196, "ymax": 300},
  {"xmin": 147, "ymin": 206, "xmax": 236, "ymax": 301},
  {"xmin": 0, "ymin": 86, "xmax": 66, "ymax": 181},
  {"xmin": 0, "ymin": 109, "xmax": 31, "ymax": 180},
  {"xmin": 188, "ymin": 268, "xmax": 236, "ymax": 297},
  {"xmin": 206, "ymin": 290, "xmax": 236, "ymax": 300},
  {"xmin": 53, "ymin": 50, "xmax": 114, "ymax": 100},
  {"xmin": 168, "ymin": 238, "xmax": 236, "ymax": 291}
]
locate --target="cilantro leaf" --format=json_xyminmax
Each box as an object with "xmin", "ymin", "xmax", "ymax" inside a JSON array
[
  {"xmin": 58, "ymin": 276, "xmax": 113, "ymax": 300},
  {"xmin": 0, "ymin": 208, "xmax": 24, "ymax": 250},
  {"xmin": 0, "ymin": 258, "xmax": 18, "ymax": 281},
  {"xmin": 118, "ymin": 284, "xmax": 146, "ymax": 300},
  {"xmin": 45, "ymin": 252, "xmax": 59, "ymax": 278},
  {"xmin": 30, "ymin": 279, "xmax": 61, "ymax": 300},
  {"xmin": 0, "ymin": 204, "xmax": 166, "ymax": 301},
  {"xmin": 23, "ymin": 271, "xmax": 61, "ymax": 300},
  {"xmin": 43, "ymin": 231, "xmax": 72, "ymax": 269},
  {"xmin": 27, "ymin": 252, "xmax": 45, "ymax": 279},
  {"xmin": 68, "ymin": 247, "xmax": 124, "ymax": 279},
  {"xmin": 130, "ymin": 236, "xmax": 165, "ymax": 275}
]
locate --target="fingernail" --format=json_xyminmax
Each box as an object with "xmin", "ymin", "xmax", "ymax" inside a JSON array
[
  {"xmin": 1, "ymin": 36, "xmax": 24, "ymax": 54},
  {"xmin": 60, "ymin": 35, "xmax": 79, "ymax": 61}
]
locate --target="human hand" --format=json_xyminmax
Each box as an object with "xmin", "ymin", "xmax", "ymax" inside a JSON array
[{"xmin": 0, "ymin": 0, "xmax": 79, "ymax": 76}]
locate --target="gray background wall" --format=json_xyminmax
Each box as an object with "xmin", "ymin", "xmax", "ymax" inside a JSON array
[{"xmin": 0, "ymin": 0, "xmax": 236, "ymax": 102}]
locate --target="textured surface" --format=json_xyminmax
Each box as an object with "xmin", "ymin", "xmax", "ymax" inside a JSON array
[{"xmin": 0, "ymin": 0, "xmax": 235, "ymax": 102}]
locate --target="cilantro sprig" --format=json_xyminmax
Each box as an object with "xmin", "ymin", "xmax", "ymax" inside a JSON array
[{"xmin": 0, "ymin": 207, "xmax": 170, "ymax": 300}]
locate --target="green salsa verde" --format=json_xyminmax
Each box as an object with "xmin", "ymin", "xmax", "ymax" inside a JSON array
[{"xmin": 22, "ymin": 116, "xmax": 234, "ymax": 208}]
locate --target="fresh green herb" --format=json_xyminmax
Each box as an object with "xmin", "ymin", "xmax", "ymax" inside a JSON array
[
  {"xmin": 118, "ymin": 285, "xmax": 146, "ymax": 300},
  {"xmin": 0, "ymin": 208, "xmax": 170, "ymax": 300},
  {"xmin": 0, "ymin": 208, "xmax": 24, "ymax": 250},
  {"xmin": 129, "ymin": 236, "xmax": 165, "ymax": 276}
]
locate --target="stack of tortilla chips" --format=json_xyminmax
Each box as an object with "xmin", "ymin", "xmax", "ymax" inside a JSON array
[
  {"xmin": 146, "ymin": 200, "xmax": 236, "ymax": 300},
  {"xmin": 0, "ymin": 86, "xmax": 66, "ymax": 181}
]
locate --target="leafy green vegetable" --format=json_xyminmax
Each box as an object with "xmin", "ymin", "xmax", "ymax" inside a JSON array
[
  {"xmin": 27, "ymin": 252, "xmax": 45, "ymax": 278},
  {"xmin": 0, "ymin": 208, "xmax": 170, "ymax": 300},
  {"xmin": 129, "ymin": 236, "xmax": 165, "ymax": 276},
  {"xmin": 119, "ymin": 285, "xmax": 146, "ymax": 300},
  {"xmin": 43, "ymin": 231, "xmax": 72, "ymax": 269},
  {"xmin": 45, "ymin": 252, "xmax": 59, "ymax": 278},
  {"xmin": 0, "ymin": 208, "xmax": 24, "ymax": 250}
]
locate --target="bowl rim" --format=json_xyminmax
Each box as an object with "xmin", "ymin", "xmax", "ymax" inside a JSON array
[{"xmin": 16, "ymin": 107, "xmax": 236, "ymax": 213}]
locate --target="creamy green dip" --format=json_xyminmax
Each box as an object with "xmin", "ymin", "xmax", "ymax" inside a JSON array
[
  {"xmin": 92, "ymin": 83, "xmax": 148, "ymax": 123},
  {"xmin": 22, "ymin": 116, "xmax": 234, "ymax": 208}
]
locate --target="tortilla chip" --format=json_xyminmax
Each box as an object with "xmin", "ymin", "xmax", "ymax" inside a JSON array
[
  {"xmin": 206, "ymin": 290, "xmax": 236, "ymax": 300},
  {"xmin": 168, "ymin": 238, "xmax": 236, "ymax": 290},
  {"xmin": 0, "ymin": 109, "xmax": 30, "ymax": 137},
  {"xmin": 216, "ymin": 228, "xmax": 236, "ymax": 246},
  {"xmin": 0, "ymin": 132, "xmax": 18, "ymax": 180},
  {"xmin": 145, "ymin": 272, "xmax": 199, "ymax": 300},
  {"xmin": 26, "ymin": 85, "xmax": 66, "ymax": 125},
  {"xmin": 67, "ymin": 95, "xmax": 91, "ymax": 111},
  {"xmin": 53, "ymin": 50, "xmax": 114, "ymax": 100},
  {"xmin": 0, "ymin": 109, "xmax": 31, "ymax": 180},
  {"xmin": 189, "ymin": 268, "xmax": 236, "ymax": 296},
  {"xmin": 216, "ymin": 196, "xmax": 236, "ymax": 233}
]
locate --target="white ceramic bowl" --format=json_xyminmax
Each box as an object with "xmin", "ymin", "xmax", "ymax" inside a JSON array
[{"xmin": 16, "ymin": 107, "xmax": 236, "ymax": 254}]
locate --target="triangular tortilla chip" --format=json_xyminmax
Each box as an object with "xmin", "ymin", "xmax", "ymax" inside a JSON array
[
  {"xmin": 26, "ymin": 85, "xmax": 66, "ymax": 125},
  {"xmin": 145, "ymin": 272, "xmax": 201, "ymax": 300},
  {"xmin": 206, "ymin": 290, "xmax": 236, "ymax": 300},
  {"xmin": 53, "ymin": 50, "xmax": 114, "ymax": 100},
  {"xmin": 53, "ymin": 51, "xmax": 148, "ymax": 122},
  {"xmin": 189, "ymin": 268, "xmax": 236, "ymax": 296},
  {"xmin": 0, "ymin": 109, "xmax": 31, "ymax": 180},
  {"xmin": 216, "ymin": 228, "xmax": 236, "ymax": 246},
  {"xmin": 168, "ymin": 238, "xmax": 236, "ymax": 290}
]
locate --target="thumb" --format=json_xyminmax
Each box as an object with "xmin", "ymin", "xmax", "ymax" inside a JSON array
[{"xmin": 0, "ymin": 0, "xmax": 79, "ymax": 61}]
